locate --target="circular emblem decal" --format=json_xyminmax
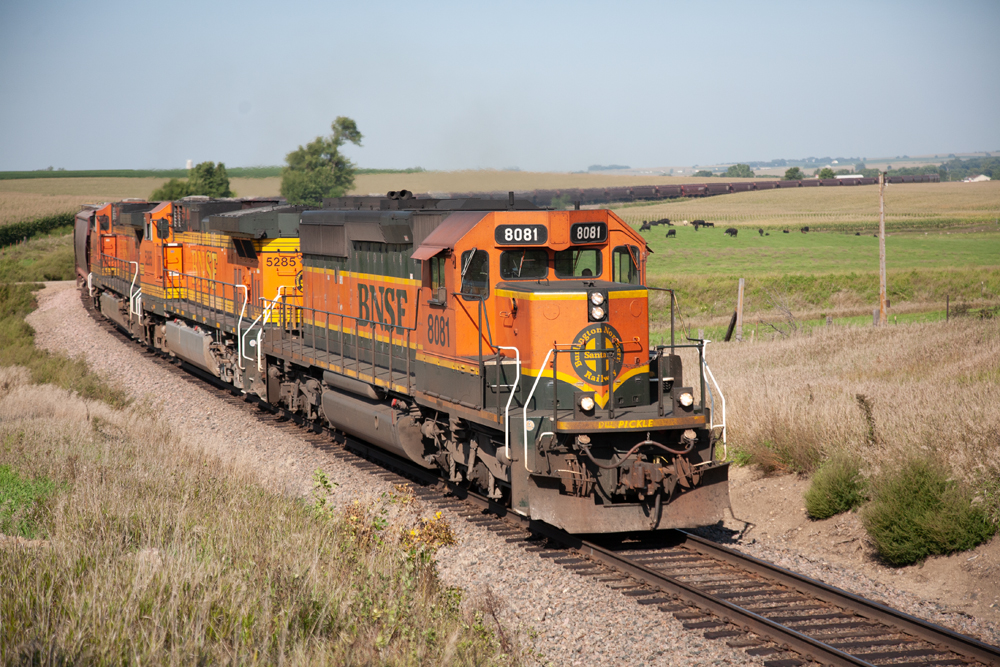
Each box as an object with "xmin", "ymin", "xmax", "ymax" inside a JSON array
[
  {"xmin": 570, "ymin": 323, "xmax": 624, "ymax": 385},
  {"xmin": 295, "ymin": 270, "xmax": 303, "ymax": 292}
]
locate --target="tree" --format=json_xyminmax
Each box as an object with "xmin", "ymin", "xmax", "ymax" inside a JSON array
[
  {"xmin": 693, "ymin": 170, "xmax": 714, "ymax": 178},
  {"xmin": 281, "ymin": 117, "xmax": 363, "ymax": 206},
  {"xmin": 149, "ymin": 161, "xmax": 232, "ymax": 200},
  {"xmin": 783, "ymin": 167, "xmax": 804, "ymax": 181},
  {"xmin": 187, "ymin": 162, "xmax": 232, "ymax": 197},
  {"xmin": 724, "ymin": 163, "xmax": 754, "ymax": 178},
  {"xmin": 818, "ymin": 167, "xmax": 836, "ymax": 179}
]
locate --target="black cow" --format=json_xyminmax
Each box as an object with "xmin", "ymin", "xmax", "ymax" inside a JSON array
[
  {"xmin": 855, "ymin": 232, "xmax": 860, "ymax": 236},
  {"xmin": 692, "ymin": 219, "xmax": 705, "ymax": 230},
  {"xmin": 765, "ymin": 232, "xmax": 770, "ymax": 236},
  {"xmin": 658, "ymin": 218, "xmax": 672, "ymax": 226},
  {"xmin": 725, "ymin": 227, "xmax": 738, "ymax": 237},
  {"xmin": 758, "ymin": 228, "xmax": 764, "ymax": 236},
  {"xmin": 666, "ymin": 229, "xmax": 676, "ymax": 238},
  {"xmin": 639, "ymin": 221, "xmax": 651, "ymax": 231},
  {"xmin": 704, "ymin": 222, "xmax": 715, "ymax": 228},
  {"xmin": 801, "ymin": 226, "xmax": 809, "ymax": 233},
  {"xmin": 783, "ymin": 229, "xmax": 790, "ymax": 234}
]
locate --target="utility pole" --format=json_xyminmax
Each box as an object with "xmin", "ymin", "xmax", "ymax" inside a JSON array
[{"xmin": 878, "ymin": 172, "xmax": 887, "ymax": 326}]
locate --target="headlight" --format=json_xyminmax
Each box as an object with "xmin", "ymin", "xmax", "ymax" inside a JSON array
[
  {"xmin": 579, "ymin": 396, "xmax": 595, "ymax": 412},
  {"xmin": 590, "ymin": 292, "xmax": 605, "ymax": 306},
  {"xmin": 678, "ymin": 392, "xmax": 694, "ymax": 407},
  {"xmin": 590, "ymin": 306, "xmax": 605, "ymax": 320}
]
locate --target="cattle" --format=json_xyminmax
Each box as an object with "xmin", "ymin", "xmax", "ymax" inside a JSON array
[
  {"xmin": 801, "ymin": 226, "xmax": 809, "ymax": 233},
  {"xmin": 703, "ymin": 222, "xmax": 715, "ymax": 228},
  {"xmin": 783, "ymin": 229, "xmax": 790, "ymax": 234},
  {"xmin": 658, "ymin": 218, "xmax": 672, "ymax": 226},
  {"xmin": 639, "ymin": 221, "xmax": 651, "ymax": 231},
  {"xmin": 758, "ymin": 228, "xmax": 764, "ymax": 236},
  {"xmin": 725, "ymin": 227, "xmax": 738, "ymax": 237},
  {"xmin": 666, "ymin": 229, "xmax": 676, "ymax": 238},
  {"xmin": 765, "ymin": 232, "xmax": 770, "ymax": 236},
  {"xmin": 692, "ymin": 219, "xmax": 705, "ymax": 229},
  {"xmin": 855, "ymin": 232, "xmax": 860, "ymax": 236}
]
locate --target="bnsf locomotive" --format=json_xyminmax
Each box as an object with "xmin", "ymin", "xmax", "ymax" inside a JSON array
[{"xmin": 76, "ymin": 191, "xmax": 729, "ymax": 533}]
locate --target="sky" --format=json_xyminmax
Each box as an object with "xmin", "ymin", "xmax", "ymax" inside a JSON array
[{"xmin": 1, "ymin": 0, "xmax": 998, "ymax": 172}]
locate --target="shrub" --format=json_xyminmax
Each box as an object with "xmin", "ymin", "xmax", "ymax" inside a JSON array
[
  {"xmin": 804, "ymin": 451, "xmax": 866, "ymax": 519},
  {"xmin": 862, "ymin": 456, "xmax": 996, "ymax": 566}
]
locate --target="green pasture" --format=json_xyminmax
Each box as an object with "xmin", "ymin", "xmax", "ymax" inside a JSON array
[{"xmin": 641, "ymin": 225, "xmax": 1000, "ymax": 279}]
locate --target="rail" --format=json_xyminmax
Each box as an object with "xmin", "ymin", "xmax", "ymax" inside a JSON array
[{"xmin": 271, "ymin": 294, "xmax": 421, "ymax": 395}]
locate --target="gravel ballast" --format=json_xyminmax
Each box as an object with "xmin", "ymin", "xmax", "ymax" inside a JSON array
[{"xmin": 26, "ymin": 281, "xmax": 999, "ymax": 663}]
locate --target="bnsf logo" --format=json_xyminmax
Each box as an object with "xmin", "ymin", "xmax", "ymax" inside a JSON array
[{"xmin": 357, "ymin": 283, "xmax": 409, "ymax": 331}]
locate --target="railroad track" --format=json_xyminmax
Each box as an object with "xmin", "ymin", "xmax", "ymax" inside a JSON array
[{"xmin": 80, "ymin": 290, "xmax": 1000, "ymax": 667}]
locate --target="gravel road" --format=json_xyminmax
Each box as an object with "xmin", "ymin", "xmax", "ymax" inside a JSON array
[{"xmin": 26, "ymin": 281, "xmax": 999, "ymax": 663}]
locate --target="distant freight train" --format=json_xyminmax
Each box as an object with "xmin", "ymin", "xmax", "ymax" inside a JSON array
[
  {"xmin": 77, "ymin": 191, "xmax": 731, "ymax": 534},
  {"xmin": 439, "ymin": 173, "xmax": 940, "ymax": 208}
]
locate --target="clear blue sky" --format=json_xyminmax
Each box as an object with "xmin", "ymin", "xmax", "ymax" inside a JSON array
[{"xmin": 1, "ymin": 0, "xmax": 998, "ymax": 172}]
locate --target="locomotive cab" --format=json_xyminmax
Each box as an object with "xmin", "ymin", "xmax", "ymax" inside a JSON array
[{"xmin": 406, "ymin": 205, "xmax": 729, "ymax": 533}]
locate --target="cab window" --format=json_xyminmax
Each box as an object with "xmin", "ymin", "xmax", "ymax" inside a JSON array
[
  {"xmin": 429, "ymin": 255, "xmax": 446, "ymax": 291},
  {"xmin": 500, "ymin": 249, "xmax": 548, "ymax": 280},
  {"xmin": 555, "ymin": 248, "xmax": 601, "ymax": 279},
  {"xmin": 612, "ymin": 245, "xmax": 640, "ymax": 285},
  {"xmin": 460, "ymin": 249, "xmax": 489, "ymax": 299}
]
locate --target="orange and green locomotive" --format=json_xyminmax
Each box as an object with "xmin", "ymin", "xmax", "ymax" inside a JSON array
[{"xmin": 260, "ymin": 193, "xmax": 729, "ymax": 533}]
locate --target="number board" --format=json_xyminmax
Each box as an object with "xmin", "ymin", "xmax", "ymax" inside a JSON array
[
  {"xmin": 570, "ymin": 222, "xmax": 608, "ymax": 244},
  {"xmin": 495, "ymin": 224, "xmax": 548, "ymax": 245}
]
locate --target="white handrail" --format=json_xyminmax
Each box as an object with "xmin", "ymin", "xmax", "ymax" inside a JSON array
[
  {"xmin": 495, "ymin": 346, "xmax": 521, "ymax": 460},
  {"xmin": 235, "ymin": 285, "xmax": 248, "ymax": 370},
  {"xmin": 240, "ymin": 286, "xmax": 287, "ymax": 367},
  {"xmin": 700, "ymin": 340, "xmax": 727, "ymax": 460},
  {"xmin": 522, "ymin": 348, "xmax": 555, "ymax": 473},
  {"xmin": 87, "ymin": 272, "xmax": 94, "ymax": 297},
  {"xmin": 128, "ymin": 262, "xmax": 140, "ymax": 322},
  {"xmin": 255, "ymin": 286, "xmax": 288, "ymax": 372}
]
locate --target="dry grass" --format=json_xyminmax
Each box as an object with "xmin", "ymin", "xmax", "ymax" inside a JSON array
[
  {"xmin": 0, "ymin": 369, "xmax": 517, "ymax": 665},
  {"xmin": 614, "ymin": 181, "xmax": 1000, "ymax": 229},
  {"xmin": 697, "ymin": 319, "xmax": 1000, "ymax": 486}
]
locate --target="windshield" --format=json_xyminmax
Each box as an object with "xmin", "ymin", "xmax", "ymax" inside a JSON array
[
  {"xmin": 500, "ymin": 249, "xmax": 548, "ymax": 280},
  {"xmin": 555, "ymin": 248, "xmax": 602, "ymax": 278}
]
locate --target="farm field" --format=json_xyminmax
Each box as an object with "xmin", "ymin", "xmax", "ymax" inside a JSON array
[
  {"xmin": 0, "ymin": 177, "xmax": 284, "ymax": 226},
  {"xmin": 641, "ymin": 224, "xmax": 1000, "ymax": 277},
  {"xmin": 614, "ymin": 181, "xmax": 1000, "ymax": 230}
]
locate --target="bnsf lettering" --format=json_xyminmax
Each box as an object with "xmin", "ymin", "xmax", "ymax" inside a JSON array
[{"xmin": 357, "ymin": 283, "xmax": 409, "ymax": 331}]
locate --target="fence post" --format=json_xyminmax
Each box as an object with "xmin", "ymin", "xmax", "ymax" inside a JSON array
[
  {"xmin": 735, "ymin": 278, "xmax": 745, "ymax": 342},
  {"xmin": 946, "ymin": 294, "xmax": 949, "ymax": 322}
]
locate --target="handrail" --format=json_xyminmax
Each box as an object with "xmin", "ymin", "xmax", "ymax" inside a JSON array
[
  {"xmin": 256, "ymin": 286, "xmax": 288, "ymax": 372},
  {"xmin": 236, "ymin": 285, "xmax": 248, "ymax": 370},
  {"xmin": 700, "ymin": 339, "xmax": 727, "ymax": 459},
  {"xmin": 128, "ymin": 261, "xmax": 140, "ymax": 322},
  {"xmin": 522, "ymin": 347, "xmax": 555, "ymax": 473},
  {"xmin": 495, "ymin": 346, "xmax": 521, "ymax": 460},
  {"xmin": 87, "ymin": 272, "xmax": 94, "ymax": 297}
]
